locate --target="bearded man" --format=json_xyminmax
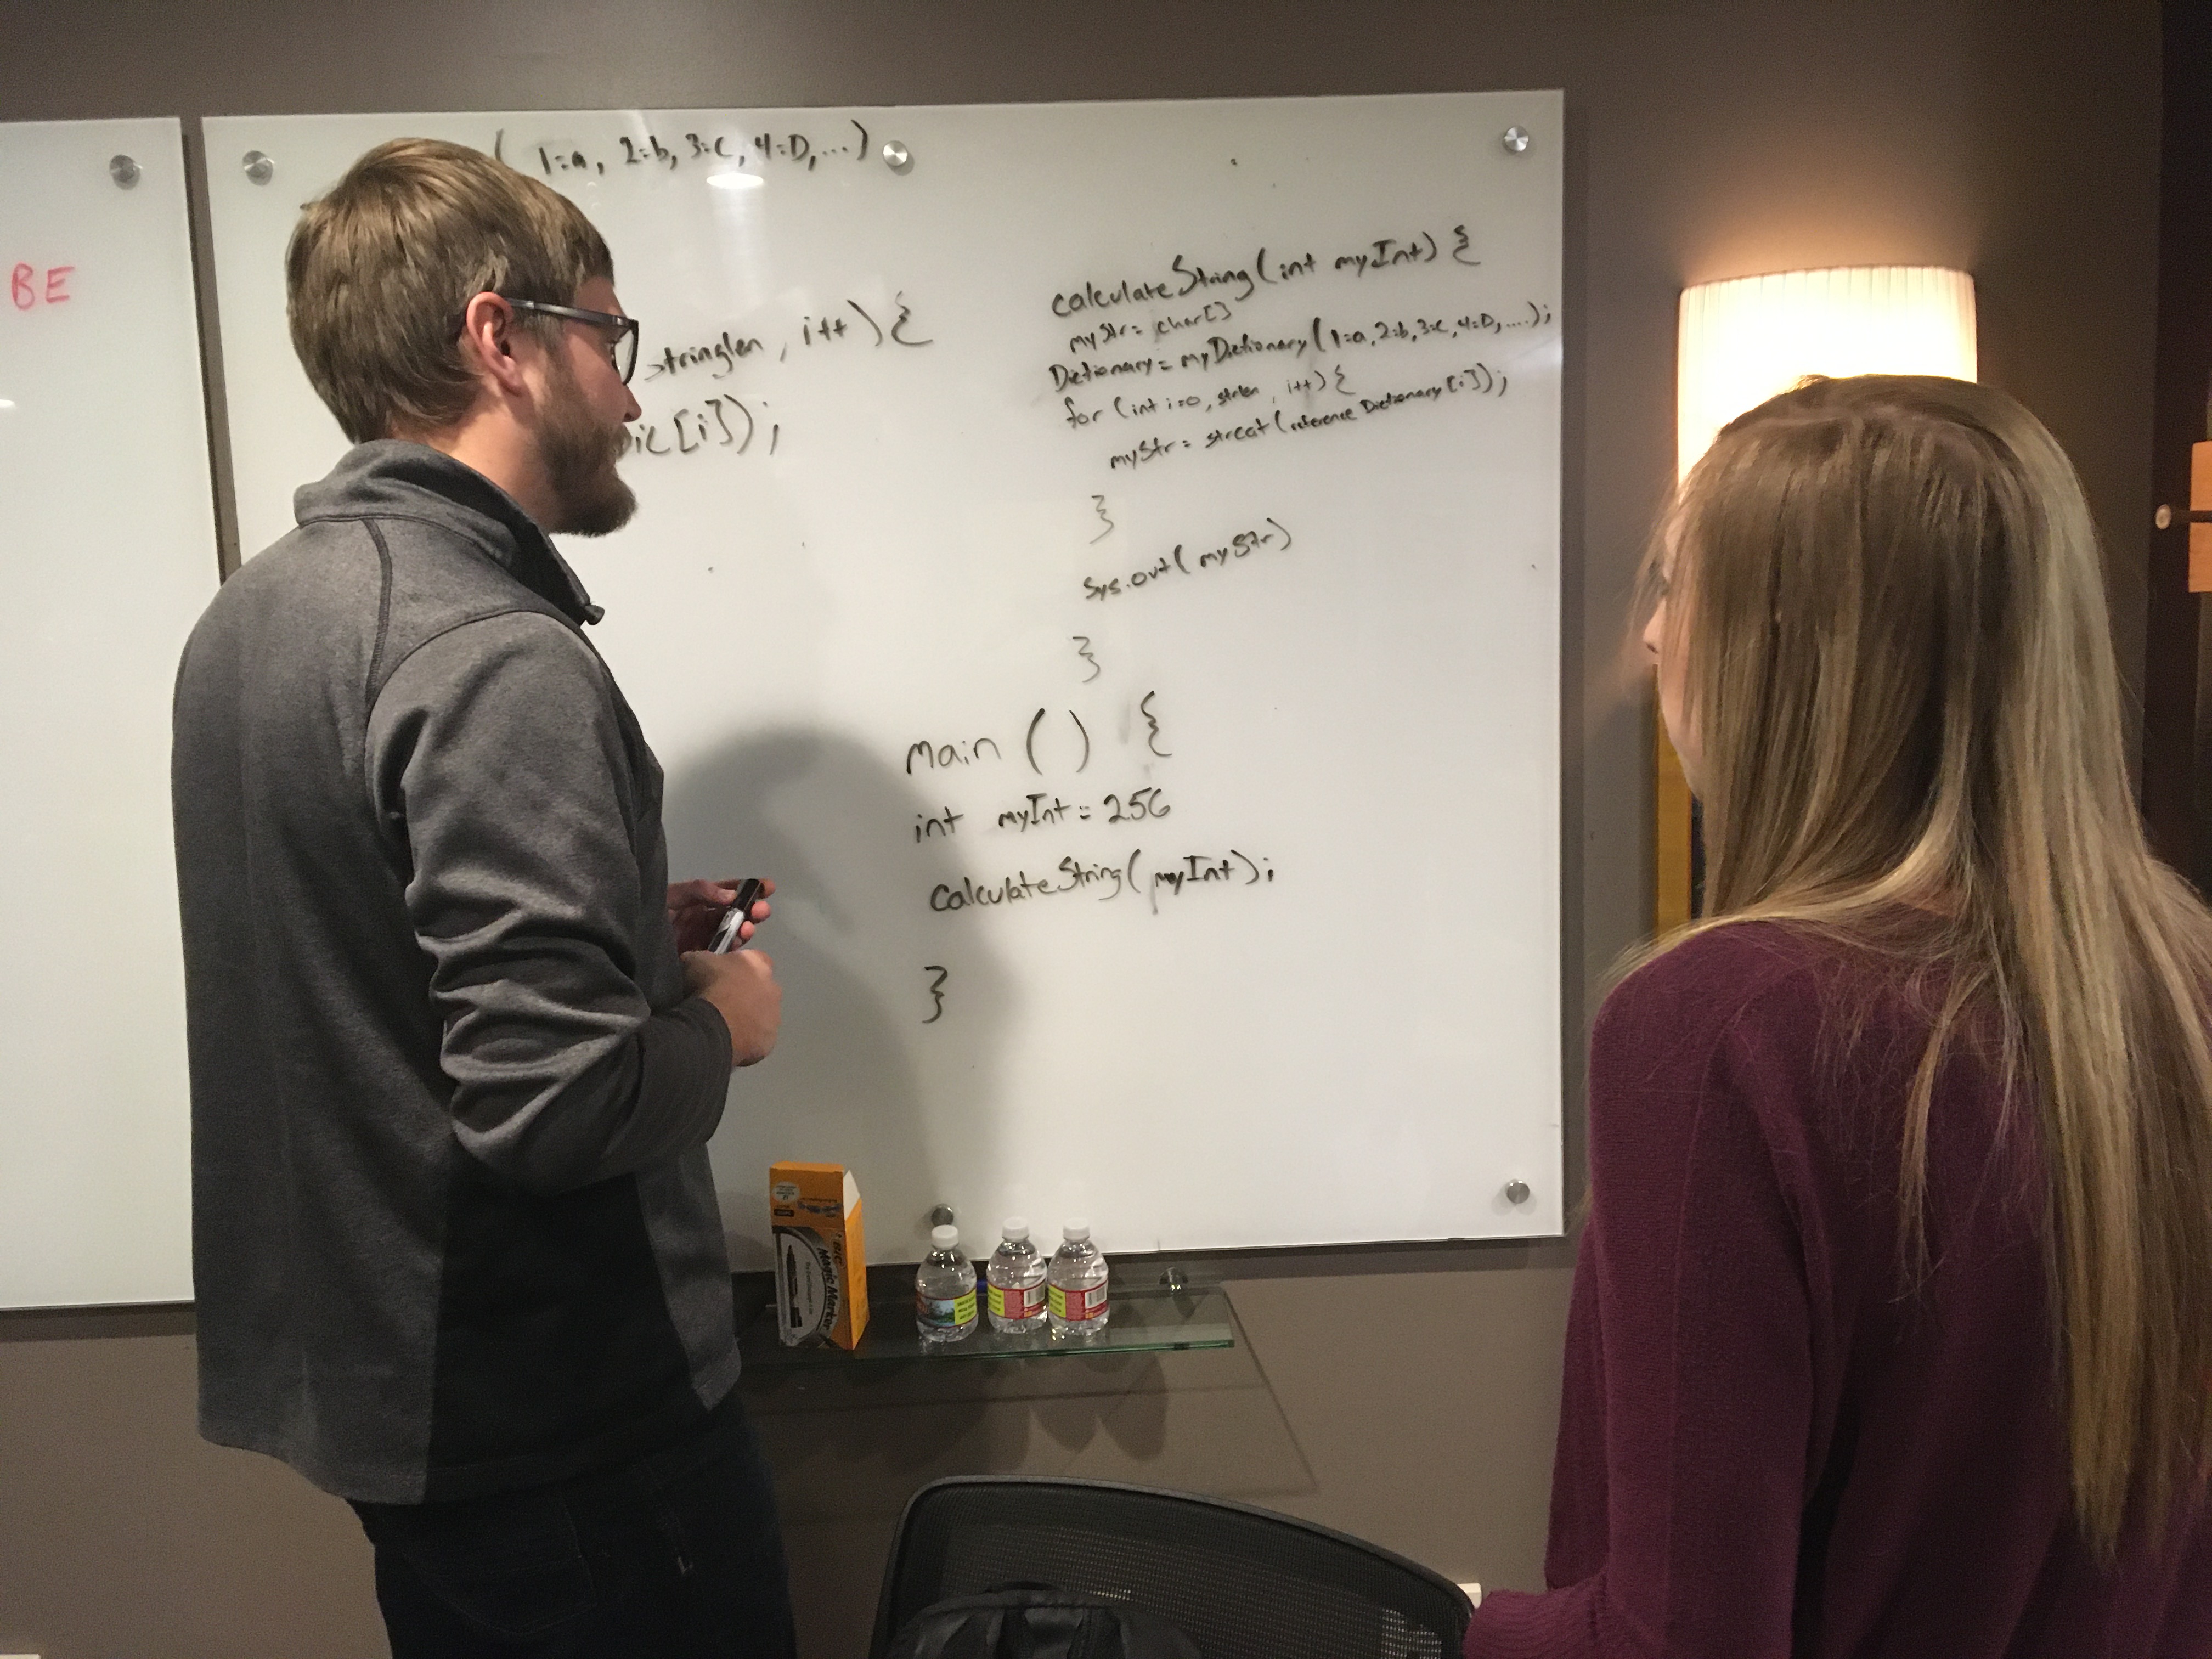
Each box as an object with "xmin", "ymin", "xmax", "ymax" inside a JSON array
[{"xmin": 170, "ymin": 138, "xmax": 794, "ymax": 1658}]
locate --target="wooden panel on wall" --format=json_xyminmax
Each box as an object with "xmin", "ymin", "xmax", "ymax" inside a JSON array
[{"xmin": 2191, "ymin": 441, "xmax": 2212, "ymax": 592}]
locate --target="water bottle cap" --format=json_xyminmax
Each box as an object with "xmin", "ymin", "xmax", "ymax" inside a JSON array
[
  {"xmin": 930, "ymin": 1224, "xmax": 959, "ymax": 1249},
  {"xmin": 1062, "ymin": 1218, "xmax": 1091, "ymax": 1242},
  {"xmin": 1001, "ymin": 1217, "xmax": 1030, "ymax": 1241}
]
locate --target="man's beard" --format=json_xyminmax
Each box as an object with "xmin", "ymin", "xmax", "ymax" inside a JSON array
[{"xmin": 537, "ymin": 353, "xmax": 637, "ymax": 537}]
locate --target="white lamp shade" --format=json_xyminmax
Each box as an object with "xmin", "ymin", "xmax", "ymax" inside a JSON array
[{"xmin": 1677, "ymin": 266, "xmax": 1977, "ymax": 478}]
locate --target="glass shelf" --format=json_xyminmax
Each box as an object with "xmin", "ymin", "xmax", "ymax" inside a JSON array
[{"xmin": 737, "ymin": 1265, "xmax": 1234, "ymax": 1368}]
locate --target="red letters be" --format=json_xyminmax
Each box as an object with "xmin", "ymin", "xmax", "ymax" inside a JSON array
[{"xmin": 10, "ymin": 263, "xmax": 74, "ymax": 309}]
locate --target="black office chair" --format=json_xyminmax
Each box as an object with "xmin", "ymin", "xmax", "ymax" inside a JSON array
[{"xmin": 868, "ymin": 1476, "xmax": 1474, "ymax": 1659}]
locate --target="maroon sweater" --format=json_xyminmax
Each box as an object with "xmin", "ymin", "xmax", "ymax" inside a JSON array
[{"xmin": 1468, "ymin": 923, "xmax": 2211, "ymax": 1658}]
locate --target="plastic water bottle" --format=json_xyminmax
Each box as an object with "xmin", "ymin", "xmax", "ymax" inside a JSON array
[
  {"xmin": 1047, "ymin": 1218, "xmax": 1110, "ymax": 1338},
  {"xmin": 985, "ymin": 1217, "xmax": 1048, "ymax": 1334},
  {"xmin": 915, "ymin": 1224, "xmax": 977, "ymax": 1345}
]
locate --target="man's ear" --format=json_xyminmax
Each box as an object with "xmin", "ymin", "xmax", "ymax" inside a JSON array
[{"xmin": 458, "ymin": 291, "xmax": 532, "ymax": 400}]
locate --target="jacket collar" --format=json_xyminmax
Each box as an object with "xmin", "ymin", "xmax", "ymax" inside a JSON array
[{"xmin": 292, "ymin": 441, "xmax": 606, "ymax": 627}]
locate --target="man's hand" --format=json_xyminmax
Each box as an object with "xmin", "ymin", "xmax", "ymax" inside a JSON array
[
  {"xmin": 682, "ymin": 948, "xmax": 781, "ymax": 1067},
  {"xmin": 667, "ymin": 876, "xmax": 775, "ymax": 954}
]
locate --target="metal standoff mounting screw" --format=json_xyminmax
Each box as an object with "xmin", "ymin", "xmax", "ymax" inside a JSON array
[
  {"xmin": 881, "ymin": 139, "xmax": 913, "ymax": 174},
  {"xmin": 109, "ymin": 154, "xmax": 141, "ymax": 188},
  {"xmin": 2156, "ymin": 504, "xmax": 2174, "ymax": 530},
  {"xmin": 1160, "ymin": 1266, "xmax": 1188, "ymax": 1294},
  {"xmin": 242, "ymin": 150, "xmax": 275, "ymax": 185},
  {"xmin": 1500, "ymin": 126, "xmax": 1532, "ymax": 155},
  {"xmin": 928, "ymin": 1203, "xmax": 955, "ymax": 1228},
  {"xmin": 1505, "ymin": 1179, "xmax": 1532, "ymax": 1205}
]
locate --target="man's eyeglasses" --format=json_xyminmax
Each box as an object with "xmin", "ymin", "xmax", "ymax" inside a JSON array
[{"xmin": 503, "ymin": 298, "xmax": 641, "ymax": 385}]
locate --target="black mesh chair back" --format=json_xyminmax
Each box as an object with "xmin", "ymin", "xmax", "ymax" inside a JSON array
[{"xmin": 869, "ymin": 1476, "xmax": 1472, "ymax": 1659}]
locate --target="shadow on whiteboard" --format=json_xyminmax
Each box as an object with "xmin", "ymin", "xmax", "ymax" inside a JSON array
[{"xmin": 662, "ymin": 726, "xmax": 1014, "ymax": 1268}]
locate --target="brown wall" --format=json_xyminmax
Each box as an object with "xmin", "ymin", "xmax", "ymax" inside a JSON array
[
  {"xmin": 2140, "ymin": 0, "xmax": 2212, "ymax": 883},
  {"xmin": 0, "ymin": 3, "xmax": 2161, "ymax": 1656}
]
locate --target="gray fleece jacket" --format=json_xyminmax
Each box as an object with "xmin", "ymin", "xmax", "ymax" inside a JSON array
[{"xmin": 172, "ymin": 441, "xmax": 741, "ymax": 1503}]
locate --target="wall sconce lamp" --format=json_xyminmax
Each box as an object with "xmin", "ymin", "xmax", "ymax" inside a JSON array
[{"xmin": 1658, "ymin": 265, "xmax": 1979, "ymax": 928}]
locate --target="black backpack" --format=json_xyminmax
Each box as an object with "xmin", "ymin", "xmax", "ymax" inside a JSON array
[{"xmin": 882, "ymin": 1585, "xmax": 1205, "ymax": 1659}]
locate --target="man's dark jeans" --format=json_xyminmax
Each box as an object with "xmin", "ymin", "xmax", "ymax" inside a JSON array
[{"xmin": 350, "ymin": 1392, "xmax": 797, "ymax": 1658}]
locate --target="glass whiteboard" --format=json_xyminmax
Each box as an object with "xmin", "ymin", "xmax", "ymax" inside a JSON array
[{"xmin": 205, "ymin": 93, "xmax": 1564, "ymax": 1262}]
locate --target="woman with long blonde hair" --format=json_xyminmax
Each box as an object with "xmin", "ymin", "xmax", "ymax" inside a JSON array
[{"xmin": 1465, "ymin": 376, "xmax": 2212, "ymax": 1656}]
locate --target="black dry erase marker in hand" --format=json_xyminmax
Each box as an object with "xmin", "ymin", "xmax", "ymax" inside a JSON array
[{"xmin": 708, "ymin": 878, "xmax": 766, "ymax": 953}]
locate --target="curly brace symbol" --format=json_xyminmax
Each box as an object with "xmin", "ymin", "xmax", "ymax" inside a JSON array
[
  {"xmin": 922, "ymin": 966, "xmax": 948, "ymax": 1025},
  {"xmin": 891, "ymin": 294, "xmax": 933, "ymax": 347},
  {"xmin": 1141, "ymin": 691, "xmax": 1172, "ymax": 758}
]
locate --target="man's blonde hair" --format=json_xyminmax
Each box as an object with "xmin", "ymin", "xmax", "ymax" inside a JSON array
[
  {"xmin": 286, "ymin": 138, "xmax": 613, "ymax": 443},
  {"xmin": 1643, "ymin": 374, "xmax": 2212, "ymax": 1556}
]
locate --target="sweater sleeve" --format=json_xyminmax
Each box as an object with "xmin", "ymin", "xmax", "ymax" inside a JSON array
[
  {"xmin": 365, "ymin": 610, "xmax": 733, "ymax": 1197},
  {"xmin": 1467, "ymin": 944, "xmax": 1816, "ymax": 1657}
]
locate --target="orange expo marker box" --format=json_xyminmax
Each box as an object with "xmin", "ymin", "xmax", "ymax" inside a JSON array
[{"xmin": 769, "ymin": 1162, "xmax": 868, "ymax": 1350}]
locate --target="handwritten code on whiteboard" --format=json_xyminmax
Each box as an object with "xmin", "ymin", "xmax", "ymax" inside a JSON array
[{"xmin": 206, "ymin": 93, "xmax": 1565, "ymax": 1259}]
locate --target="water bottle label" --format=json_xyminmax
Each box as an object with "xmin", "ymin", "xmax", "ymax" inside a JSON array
[
  {"xmin": 1049, "ymin": 1282, "xmax": 1108, "ymax": 1322},
  {"xmin": 917, "ymin": 1290, "xmax": 976, "ymax": 1329},
  {"xmin": 989, "ymin": 1282, "xmax": 1046, "ymax": 1321}
]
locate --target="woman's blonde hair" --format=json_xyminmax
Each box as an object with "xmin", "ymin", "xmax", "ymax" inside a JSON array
[{"xmin": 1648, "ymin": 373, "xmax": 2212, "ymax": 1555}]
